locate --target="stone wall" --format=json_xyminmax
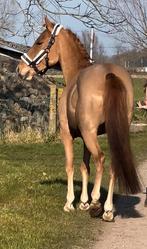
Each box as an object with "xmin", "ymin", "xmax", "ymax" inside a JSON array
[{"xmin": 0, "ymin": 54, "xmax": 61, "ymax": 138}]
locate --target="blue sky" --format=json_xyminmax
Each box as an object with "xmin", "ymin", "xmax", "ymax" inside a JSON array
[
  {"xmin": 59, "ymin": 15, "xmax": 117, "ymax": 55},
  {"xmin": 6, "ymin": 0, "xmax": 117, "ymax": 56}
]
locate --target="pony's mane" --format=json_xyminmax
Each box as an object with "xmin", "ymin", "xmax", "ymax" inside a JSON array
[
  {"xmin": 35, "ymin": 22, "xmax": 90, "ymax": 67},
  {"xmin": 66, "ymin": 29, "xmax": 91, "ymax": 67}
]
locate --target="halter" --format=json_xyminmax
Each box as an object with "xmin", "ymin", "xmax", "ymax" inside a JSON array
[{"xmin": 21, "ymin": 23, "xmax": 63, "ymax": 74}]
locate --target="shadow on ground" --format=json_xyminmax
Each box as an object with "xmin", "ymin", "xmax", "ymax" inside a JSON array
[{"xmin": 40, "ymin": 178, "xmax": 142, "ymax": 218}]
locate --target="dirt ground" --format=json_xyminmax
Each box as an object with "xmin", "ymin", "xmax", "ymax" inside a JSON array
[{"xmin": 93, "ymin": 160, "xmax": 147, "ymax": 249}]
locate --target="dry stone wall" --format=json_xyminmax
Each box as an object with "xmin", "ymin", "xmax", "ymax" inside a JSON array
[{"xmin": 0, "ymin": 60, "xmax": 52, "ymax": 137}]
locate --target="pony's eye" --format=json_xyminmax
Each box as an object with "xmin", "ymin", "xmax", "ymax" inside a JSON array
[{"xmin": 36, "ymin": 41, "xmax": 43, "ymax": 45}]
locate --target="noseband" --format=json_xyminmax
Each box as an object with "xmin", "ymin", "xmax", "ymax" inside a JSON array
[{"xmin": 21, "ymin": 23, "xmax": 63, "ymax": 74}]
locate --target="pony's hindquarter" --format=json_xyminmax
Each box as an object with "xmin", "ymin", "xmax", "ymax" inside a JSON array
[{"xmin": 104, "ymin": 73, "xmax": 141, "ymax": 194}]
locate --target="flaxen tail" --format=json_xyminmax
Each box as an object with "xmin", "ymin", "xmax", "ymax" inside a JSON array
[{"xmin": 104, "ymin": 73, "xmax": 141, "ymax": 194}]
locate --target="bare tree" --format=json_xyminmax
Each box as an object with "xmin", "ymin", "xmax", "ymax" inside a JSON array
[
  {"xmin": 0, "ymin": 0, "xmax": 18, "ymax": 37},
  {"xmin": 14, "ymin": 0, "xmax": 125, "ymax": 37},
  {"xmin": 109, "ymin": 0, "xmax": 147, "ymax": 49},
  {"xmin": 1, "ymin": 0, "xmax": 146, "ymax": 50},
  {"xmin": 2, "ymin": 0, "xmax": 123, "ymax": 43}
]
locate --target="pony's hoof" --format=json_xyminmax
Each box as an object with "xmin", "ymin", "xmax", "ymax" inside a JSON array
[
  {"xmin": 102, "ymin": 210, "xmax": 114, "ymax": 222},
  {"xmin": 89, "ymin": 201, "xmax": 103, "ymax": 218},
  {"xmin": 79, "ymin": 202, "xmax": 90, "ymax": 211},
  {"xmin": 64, "ymin": 203, "xmax": 75, "ymax": 212}
]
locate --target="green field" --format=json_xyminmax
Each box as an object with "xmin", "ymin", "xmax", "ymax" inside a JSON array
[{"xmin": 0, "ymin": 129, "xmax": 147, "ymax": 249}]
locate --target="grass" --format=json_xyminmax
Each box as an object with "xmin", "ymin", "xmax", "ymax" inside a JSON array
[
  {"xmin": 0, "ymin": 141, "xmax": 100, "ymax": 249},
  {"xmin": 0, "ymin": 77, "xmax": 146, "ymax": 248},
  {"xmin": 133, "ymin": 78, "xmax": 145, "ymax": 103},
  {"xmin": 0, "ymin": 129, "xmax": 147, "ymax": 249}
]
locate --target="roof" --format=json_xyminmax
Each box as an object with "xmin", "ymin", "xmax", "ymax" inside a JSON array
[
  {"xmin": 0, "ymin": 38, "xmax": 29, "ymax": 53},
  {"xmin": 0, "ymin": 38, "xmax": 30, "ymax": 60}
]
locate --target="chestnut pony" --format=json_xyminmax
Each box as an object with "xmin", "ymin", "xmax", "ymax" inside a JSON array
[{"xmin": 17, "ymin": 17, "xmax": 141, "ymax": 221}]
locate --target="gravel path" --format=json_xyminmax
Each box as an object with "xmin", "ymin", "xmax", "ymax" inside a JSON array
[{"xmin": 93, "ymin": 160, "xmax": 147, "ymax": 249}]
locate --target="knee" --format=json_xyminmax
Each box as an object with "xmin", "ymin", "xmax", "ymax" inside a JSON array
[
  {"xmin": 100, "ymin": 152, "xmax": 105, "ymax": 164},
  {"xmin": 109, "ymin": 168, "xmax": 115, "ymax": 180},
  {"xmin": 96, "ymin": 165, "xmax": 104, "ymax": 174},
  {"xmin": 66, "ymin": 164, "xmax": 74, "ymax": 174},
  {"xmin": 93, "ymin": 151, "xmax": 105, "ymax": 166},
  {"xmin": 80, "ymin": 163, "xmax": 90, "ymax": 175}
]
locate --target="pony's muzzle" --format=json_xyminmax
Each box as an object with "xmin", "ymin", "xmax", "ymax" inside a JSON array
[
  {"xmin": 16, "ymin": 65, "xmax": 33, "ymax": 80},
  {"xmin": 16, "ymin": 65, "xmax": 24, "ymax": 79}
]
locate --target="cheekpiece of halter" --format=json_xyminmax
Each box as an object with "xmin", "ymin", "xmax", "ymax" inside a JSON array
[{"xmin": 21, "ymin": 23, "xmax": 63, "ymax": 74}]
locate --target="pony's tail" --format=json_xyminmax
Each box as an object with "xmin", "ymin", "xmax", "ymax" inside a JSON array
[{"xmin": 104, "ymin": 73, "xmax": 141, "ymax": 194}]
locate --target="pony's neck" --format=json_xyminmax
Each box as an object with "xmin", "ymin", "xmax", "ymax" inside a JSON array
[{"xmin": 59, "ymin": 30, "xmax": 90, "ymax": 85}]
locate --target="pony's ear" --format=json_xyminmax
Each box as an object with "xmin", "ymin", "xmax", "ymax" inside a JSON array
[{"xmin": 44, "ymin": 16, "xmax": 54, "ymax": 32}]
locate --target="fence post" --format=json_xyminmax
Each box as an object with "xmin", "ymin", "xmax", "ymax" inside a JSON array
[
  {"xmin": 49, "ymin": 84, "xmax": 57, "ymax": 134},
  {"xmin": 90, "ymin": 26, "xmax": 94, "ymax": 63},
  {"xmin": 57, "ymin": 87, "xmax": 63, "ymax": 104}
]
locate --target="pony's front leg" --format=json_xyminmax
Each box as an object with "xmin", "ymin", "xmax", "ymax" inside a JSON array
[
  {"xmin": 103, "ymin": 167, "xmax": 115, "ymax": 222},
  {"xmin": 61, "ymin": 131, "xmax": 75, "ymax": 212},
  {"xmin": 79, "ymin": 143, "xmax": 91, "ymax": 211}
]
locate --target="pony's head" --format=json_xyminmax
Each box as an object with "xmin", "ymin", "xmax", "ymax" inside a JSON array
[{"xmin": 17, "ymin": 17, "xmax": 63, "ymax": 80}]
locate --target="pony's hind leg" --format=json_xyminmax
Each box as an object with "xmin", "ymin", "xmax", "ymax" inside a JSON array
[
  {"xmin": 103, "ymin": 166, "xmax": 115, "ymax": 222},
  {"xmin": 81, "ymin": 130, "xmax": 105, "ymax": 217},
  {"xmin": 79, "ymin": 143, "xmax": 91, "ymax": 210},
  {"xmin": 61, "ymin": 131, "xmax": 75, "ymax": 212}
]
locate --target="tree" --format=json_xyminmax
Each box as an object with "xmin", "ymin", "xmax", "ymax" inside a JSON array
[
  {"xmin": 0, "ymin": 0, "xmax": 147, "ymax": 50},
  {"xmin": 11, "ymin": 0, "xmax": 126, "ymax": 39},
  {"xmin": 0, "ymin": 0, "xmax": 18, "ymax": 37},
  {"xmin": 108, "ymin": 0, "xmax": 147, "ymax": 49}
]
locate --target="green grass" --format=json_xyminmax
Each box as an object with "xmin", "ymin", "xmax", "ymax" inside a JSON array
[
  {"xmin": 133, "ymin": 78, "xmax": 145, "ymax": 103},
  {"xmin": 0, "ymin": 77, "xmax": 146, "ymax": 249},
  {"xmin": 0, "ymin": 129, "xmax": 147, "ymax": 249},
  {"xmin": 0, "ymin": 142, "xmax": 99, "ymax": 249}
]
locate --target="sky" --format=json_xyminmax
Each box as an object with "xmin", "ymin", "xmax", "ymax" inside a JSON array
[
  {"xmin": 5, "ymin": 0, "xmax": 118, "ymax": 56},
  {"xmin": 59, "ymin": 15, "xmax": 117, "ymax": 56}
]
